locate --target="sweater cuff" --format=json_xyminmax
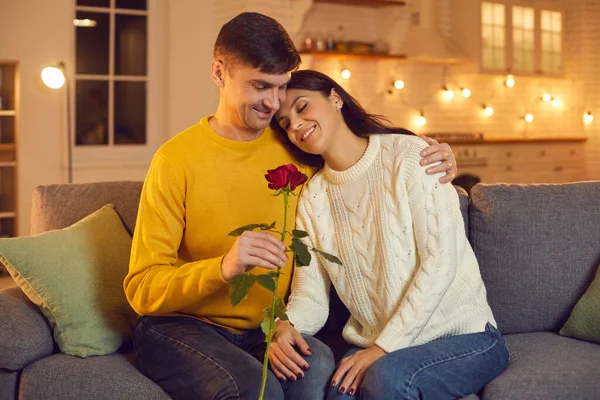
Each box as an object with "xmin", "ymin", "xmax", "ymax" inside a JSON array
[
  {"xmin": 375, "ymin": 323, "xmax": 412, "ymax": 353},
  {"xmin": 192, "ymin": 255, "xmax": 229, "ymax": 291},
  {"xmin": 286, "ymin": 298, "xmax": 328, "ymax": 336}
]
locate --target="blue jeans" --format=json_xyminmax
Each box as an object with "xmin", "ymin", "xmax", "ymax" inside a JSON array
[
  {"xmin": 328, "ymin": 323, "xmax": 509, "ymax": 400},
  {"xmin": 134, "ymin": 316, "xmax": 335, "ymax": 400}
]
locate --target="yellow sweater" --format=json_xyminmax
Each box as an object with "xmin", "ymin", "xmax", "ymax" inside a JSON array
[{"xmin": 124, "ymin": 117, "xmax": 309, "ymax": 332}]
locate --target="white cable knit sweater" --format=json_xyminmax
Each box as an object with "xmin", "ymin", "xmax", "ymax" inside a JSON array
[{"xmin": 286, "ymin": 134, "xmax": 496, "ymax": 353}]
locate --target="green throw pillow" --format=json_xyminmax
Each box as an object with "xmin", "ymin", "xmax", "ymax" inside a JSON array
[
  {"xmin": 560, "ymin": 263, "xmax": 600, "ymax": 344},
  {"xmin": 0, "ymin": 204, "xmax": 137, "ymax": 357}
]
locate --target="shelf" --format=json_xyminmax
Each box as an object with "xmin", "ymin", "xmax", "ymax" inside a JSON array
[
  {"xmin": 314, "ymin": 0, "xmax": 405, "ymax": 7},
  {"xmin": 0, "ymin": 110, "xmax": 16, "ymax": 117},
  {"xmin": 0, "ymin": 212, "xmax": 16, "ymax": 218},
  {"xmin": 0, "ymin": 161, "xmax": 16, "ymax": 167},
  {"xmin": 438, "ymin": 137, "xmax": 588, "ymax": 145},
  {"xmin": 0, "ymin": 144, "xmax": 15, "ymax": 151},
  {"xmin": 300, "ymin": 51, "xmax": 407, "ymax": 61}
]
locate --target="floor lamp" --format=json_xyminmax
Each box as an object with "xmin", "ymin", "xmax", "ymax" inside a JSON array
[{"xmin": 41, "ymin": 62, "xmax": 73, "ymax": 184}]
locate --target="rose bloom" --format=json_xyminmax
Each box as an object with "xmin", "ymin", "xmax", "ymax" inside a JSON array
[{"xmin": 265, "ymin": 164, "xmax": 308, "ymax": 191}]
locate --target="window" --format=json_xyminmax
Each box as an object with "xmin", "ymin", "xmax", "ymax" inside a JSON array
[
  {"xmin": 74, "ymin": 0, "xmax": 147, "ymax": 146},
  {"xmin": 541, "ymin": 10, "xmax": 562, "ymax": 74},
  {"xmin": 481, "ymin": 2, "xmax": 563, "ymax": 76},
  {"xmin": 512, "ymin": 6, "xmax": 535, "ymax": 73},
  {"xmin": 481, "ymin": 2, "xmax": 506, "ymax": 71}
]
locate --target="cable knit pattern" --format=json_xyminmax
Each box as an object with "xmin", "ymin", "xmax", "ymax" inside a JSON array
[{"xmin": 286, "ymin": 134, "xmax": 496, "ymax": 353}]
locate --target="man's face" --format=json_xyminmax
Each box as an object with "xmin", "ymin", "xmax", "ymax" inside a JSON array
[{"xmin": 222, "ymin": 66, "xmax": 291, "ymax": 132}]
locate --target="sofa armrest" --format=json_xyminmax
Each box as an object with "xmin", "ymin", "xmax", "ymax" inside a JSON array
[{"xmin": 0, "ymin": 286, "xmax": 54, "ymax": 371}]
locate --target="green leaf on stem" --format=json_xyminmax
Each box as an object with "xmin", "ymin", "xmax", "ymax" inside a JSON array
[
  {"xmin": 274, "ymin": 298, "xmax": 289, "ymax": 321},
  {"xmin": 228, "ymin": 223, "xmax": 277, "ymax": 236},
  {"xmin": 267, "ymin": 271, "xmax": 278, "ymax": 278},
  {"xmin": 268, "ymin": 221, "xmax": 277, "ymax": 230},
  {"xmin": 311, "ymin": 248, "xmax": 343, "ymax": 265},
  {"xmin": 261, "ymin": 316, "xmax": 272, "ymax": 338},
  {"xmin": 291, "ymin": 239, "xmax": 311, "ymax": 267},
  {"xmin": 229, "ymin": 274, "xmax": 256, "ymax": 307},
  {"xmin": 256, "ymin": 274, "xmax": 276, "ymax": 293},
  {"xmin": 292, "ymin": 229, "xmax": 309, "ymax": 239}
]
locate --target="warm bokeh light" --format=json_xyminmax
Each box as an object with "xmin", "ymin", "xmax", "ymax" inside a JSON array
[
  {"xmin": 341, "ymin": 69, "xmax": 351, "ymax": 80},
  {"xmin": 505, "ymin": 75, "xmax": 515, "ymax": 88},
  {"xmin": 584, "ymin": 112, "xmax": 594, "ymax": 124},
  {"xmin": 394, "ymin": 80, "xmax": 405, "ymax": 90},
  {"xmin": 442, "ymin": 88, "xmax": 454, "ymax": 100},
  {"xmin": 416, "ymin": 114, "xmax": 427, "ymax": 126},
  {"xmin": 41, "ymin": 66, "xmax": 65, "ymax": 89},
  {"xmin": 542, "ymin": 93, "xmax": 552, "ymax": 102},
  {"xmin": 551, "ymin": 98, "xmax": 561, "ymax": 107},
  {"xmin": 461, "ymin": 88, "xmax": 472, "ymax": 98},
  {"xmin": 525, "ymin": 113, "xmax": 534, "ymax": 123},
  {"xmin": 484, "ymin": 105, "xmax": 494, "ymax": 116}
]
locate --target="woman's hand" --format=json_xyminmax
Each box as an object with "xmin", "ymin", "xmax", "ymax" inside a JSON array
[
  {"xmin": 331, "ymin": 345, "xmax": 387, "ymax": 396},
  {"xmin": 269, "ymin": 320, "xmax": 312, "ymax": 381},
  {"xmin": 418, "ymin": 135, "xmax": 458, "ymax": 184}
]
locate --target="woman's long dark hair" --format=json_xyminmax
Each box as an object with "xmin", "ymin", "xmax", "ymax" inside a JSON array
[{"xmin": 271, "ymin": 69, "xmax": 415, "ymax": 168}]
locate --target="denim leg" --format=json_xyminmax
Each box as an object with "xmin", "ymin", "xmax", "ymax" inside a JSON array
[
  {"xmin": 281, "ymin": 335, "xmax": 336, "ymax": 400},
  {"xmin": 134, "ymin": 316, "xmax": 283, "ymax": 400},
  {"xmin": 243, "ymin": 332, "xmax": 336, "ymax": 400},
  {"xmin": 361, "ymin": 323, "xmax": 510, "ymax": 400}
]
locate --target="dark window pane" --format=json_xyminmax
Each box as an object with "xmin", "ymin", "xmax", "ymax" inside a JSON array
[
  {"xmin": 75, "ymin": 80, "xmax": 109, "ymax": 146},
  {"xmin": 75, "ymin": 12, "xmax": 109, "ymax": 75},
  {"xmin": 77, "ymin": 0, "xmax": 110, "ymax": 7},
  {"xmin": 114, "ymin": 81, "xmax": 146, "ymax": 145},
  {"xmin": 116, "ymin": 0, "xmax": 147, "ymax": 10},
  {"xmin": 115, "ymin": 15, "xmax": 147, "ymax": 75}
]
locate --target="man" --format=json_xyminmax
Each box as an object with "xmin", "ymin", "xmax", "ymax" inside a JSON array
[{"xmin": 125, "ymin": 12, "xmax": 458, "ymax": 400}]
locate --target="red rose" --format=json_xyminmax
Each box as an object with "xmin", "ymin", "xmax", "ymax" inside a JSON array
[{"xmin": 265, "ymin": 164, "xmax": 308, "ymax": 191}]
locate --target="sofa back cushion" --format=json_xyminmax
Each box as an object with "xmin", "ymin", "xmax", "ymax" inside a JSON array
[
  {"xmin": 469, "ymin": 182, "xmax": 600, "ymax": 334},
  {"xmin": 31, "ymin": 181, "xmax": 143, "ymax": 235}
]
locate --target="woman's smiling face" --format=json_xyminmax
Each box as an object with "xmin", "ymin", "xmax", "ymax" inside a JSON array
[{"xmin": 275, "ymin": 88, "xmax": 343, "ymax": 155}]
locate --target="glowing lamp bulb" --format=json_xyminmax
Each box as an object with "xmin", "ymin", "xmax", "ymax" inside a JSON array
[
  {"xmin": 394, "ymin": 80, "xmax": 405, "ymax": 90},
  {"xmin": 461, "ymin": 88, "xmax": 472, "ymax": 98},
  {"xmin": 484, "ymin": 106, "xmax": 494, "ymax": 116},
  {"xmin": 416, "ymin": 114, "xmax": 427, "ymax": 126},
  {"xmin": 551, "ymin": 98, "xmax": 561, "ymax": 107},
  {"xmin": 584, "ymin": 112, "xmax": 594, "ymax": 124},
  {"xmin": 41, "ymin": 67, "xmax": 65, "ymax": 89},
  {"xmin": 525, "ymin": 113, "xmax": 534, "ymax": 123},
  {"xmin": 341, "ymin": 69, "xmax": 351, "ymax": 80},
  {"xmin": 542, "ymin": 93, "xmax": 552, "ymax": 102}
]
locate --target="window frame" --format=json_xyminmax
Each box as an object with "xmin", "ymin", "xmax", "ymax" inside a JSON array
[
  {"xmin": 71, "ymin": 0, "xmax": 165, "ymax": 168},
  {"xmin": 480, "ymin": 1, "xmax": 565, "ymax": 78}
]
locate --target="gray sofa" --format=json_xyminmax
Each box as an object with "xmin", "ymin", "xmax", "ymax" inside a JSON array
[{"xmin": 1, "ymin": 180, "xmax": 599, "ymax": 399}]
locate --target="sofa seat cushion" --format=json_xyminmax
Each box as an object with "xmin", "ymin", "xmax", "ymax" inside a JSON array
[
  {"xmin": 482, "ymin": 332, "xmax": 600, "ymax": 400},
  {"xmin": 19, "ymin": 352, "xmax": 170, "ymax": 400},
  {"xmin": 0, "ymin": 287, "xmax": 54, "ymax": 371}
]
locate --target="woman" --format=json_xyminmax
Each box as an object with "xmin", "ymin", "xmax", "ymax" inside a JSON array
[{"xmin": 268, "ymin": 70, "xmax": 509, "ymax": 400}]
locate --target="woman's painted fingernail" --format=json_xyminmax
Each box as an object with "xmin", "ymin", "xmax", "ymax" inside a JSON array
[
  {"xmin": 297, "ymin": 372, "xmax": 304, "ymax": 379},
  {"xmin": 303, "ymin": 364, "xmax": 310, "ymax": 370},
  {"xmin": 290, "ymin": 375, "xmax": 297, "ymax": 381},
  {"xmin": 331, "ymin": 380, "xmax": 337, "ymax": 387},
  {"xmin": 340, "ymin": 386, "xmax": 346, "ymax": 394},
  {"xmin": 307, "ymin": 347, "xmax": 312, "ymax": 353},
  {"xmin": 348, "ymin": 388, "xmax": 355, "ymax": 395}
]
